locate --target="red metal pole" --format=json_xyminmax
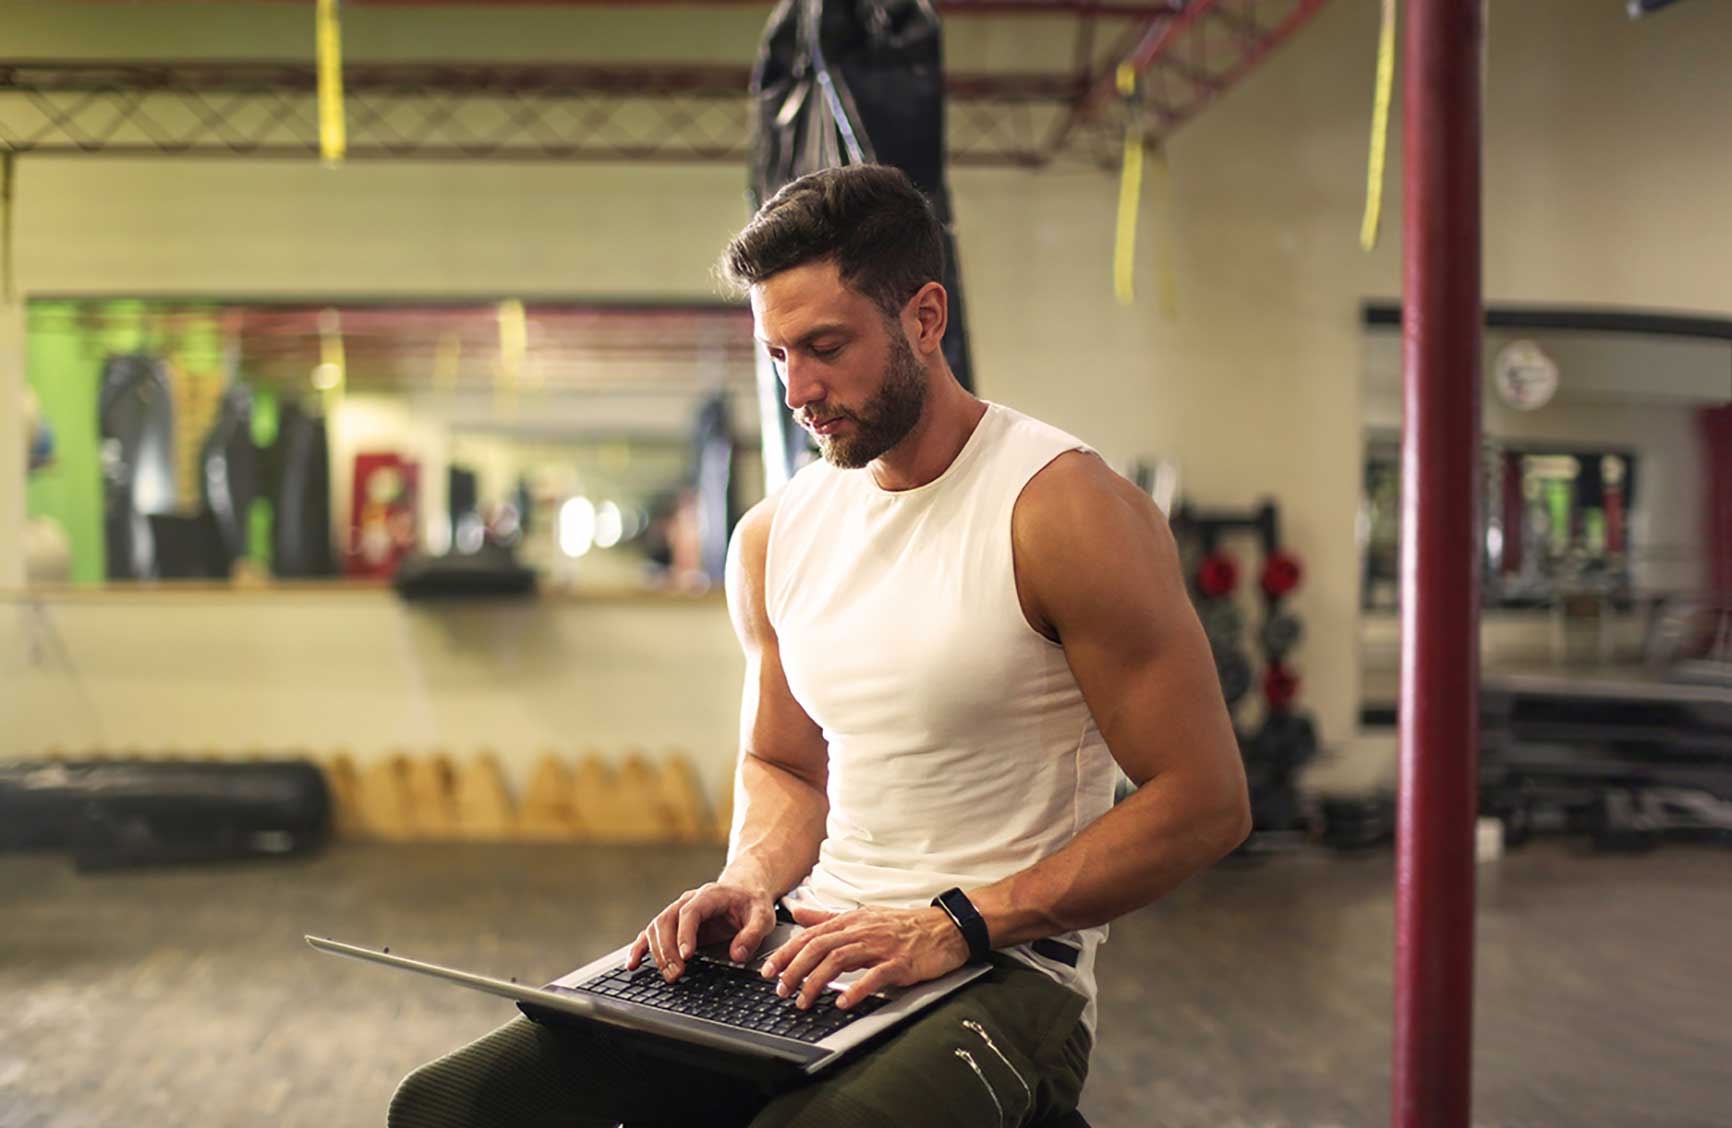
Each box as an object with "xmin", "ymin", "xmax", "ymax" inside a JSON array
[{"xmin": 1396, "ymin": 0, "xmax": 1482, "ymax": 1126}]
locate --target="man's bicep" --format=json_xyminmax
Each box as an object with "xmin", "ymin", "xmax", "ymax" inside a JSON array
[
  {"xmin": 1017, "ymin": 459, "xmax": 1239, "ymax": 789},
  {"xmin": 725, "ymin": 499, "xmax": 828, "ymax": 790}
]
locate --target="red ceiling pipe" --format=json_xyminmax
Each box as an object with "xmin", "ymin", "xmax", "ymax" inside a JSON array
[
  {"xmin": 1395, "ymin": 0, "xmax": 1483, "ymax": 1126},
  {"xmin": 74, "ymin": 0, "xmax": 1183, "ymax": 15},
  {"xmin": 1064, "ymin": 0, "xmax": 1330, "ymax": 144}
]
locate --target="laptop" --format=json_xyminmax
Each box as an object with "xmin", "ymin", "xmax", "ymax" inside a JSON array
[{"xmin": 306, "ymin": 913, "xmax": 991, "ymax": 1082}]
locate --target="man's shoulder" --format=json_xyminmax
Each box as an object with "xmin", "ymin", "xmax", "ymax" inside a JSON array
[
  {"xmin": 1013, "ymin": 449, "xmax": 1167, "ymax": 555},
  {"xmin": 730, "ymin": 490, "xmax": 784, "ymax": 571},
  {"xmin": 727, "ymin": 460, "xmax": 835, "ymax": 588},
  {"xmin": 1019, "ymin": 447, "xmax": 1143, "ymax": 507}
]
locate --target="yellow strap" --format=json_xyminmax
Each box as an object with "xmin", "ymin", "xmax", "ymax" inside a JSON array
[
  {"xmin": 1113, "ymin": 63, "xmax": 1143, "ymax": 306},
  {"xmin": 1360, "ymin": 0, "xmax": 1397, "ymax": 251},
  {"xmin": 316, "ymin": 0, "xmax": 347, "ymax": 164}
]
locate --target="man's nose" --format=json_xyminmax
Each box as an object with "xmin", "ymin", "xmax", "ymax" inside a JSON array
[{"xmin": 780, "ymin": 358, "xmax": 825, "ymax": 413}]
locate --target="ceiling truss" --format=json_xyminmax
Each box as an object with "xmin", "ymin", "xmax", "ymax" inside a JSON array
[{"xmin": 0, "ymin": 0, "xmax": 1329, "ymax": 168}]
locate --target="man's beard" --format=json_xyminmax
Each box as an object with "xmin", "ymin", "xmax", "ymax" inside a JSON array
[{"xmin": 807, "ymin": 329, "xmax": 927, "ymax": 470}]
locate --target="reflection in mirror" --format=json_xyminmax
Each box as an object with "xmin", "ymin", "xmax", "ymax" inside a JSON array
[
  {"xmin": 23, "ymin": 300, "xmax": 763, "ymax": 592},
  {"xmin": 1362, "ymin": 436, "xmax": 1639, "ymax": 611},
  {"xmin": 1359, "ymin": 310, "xmax": 1728, "ymax": 613},
  {"xmin": 1356, "ymin": 306, "xmax": 1732, "ymax": 715}
]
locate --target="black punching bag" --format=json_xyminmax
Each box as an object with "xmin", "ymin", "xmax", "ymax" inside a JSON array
[{"xmin": 748, "ymin": 0, "xmax": 974, "ymax": 489}]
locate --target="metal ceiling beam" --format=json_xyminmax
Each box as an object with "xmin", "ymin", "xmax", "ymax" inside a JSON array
[
  {"xmin": 0, "ymin": 60, "xmax": 1093, "ymax": 167},
  {"xmin": 0, "ymin": 1, "xmax": 1329, "ymax": 167},
  {"xmin": 1040, "ymin": 0, "xmax": 1329, "ymax": 160},
  {"xmin": 71, "ymin": 0, "xmax": 1185, "ymax": 16}
]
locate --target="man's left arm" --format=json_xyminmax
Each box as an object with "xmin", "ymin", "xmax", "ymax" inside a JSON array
[
  {"xmin": 967, "ymin": 451, "xmax": 1251, "ymax": 947},
  {"xmin": 762, "ymin": 452, "xmax": 1250, "ymax": 1008}
]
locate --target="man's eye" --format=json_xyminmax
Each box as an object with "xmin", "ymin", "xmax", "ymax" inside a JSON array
[{"xmin": 812, "ymin": 346, "xmax": 841, "ymax": 360}]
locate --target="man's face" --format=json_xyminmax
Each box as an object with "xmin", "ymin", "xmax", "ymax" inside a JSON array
[{"xmin": 751, "ymin": 260, "xmax": 927, "ymax": 470}]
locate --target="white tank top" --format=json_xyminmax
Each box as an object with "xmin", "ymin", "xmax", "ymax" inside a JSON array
[{"xmin": 766, "ymin": 401, "xmax": 1119, "ymax": 1038}]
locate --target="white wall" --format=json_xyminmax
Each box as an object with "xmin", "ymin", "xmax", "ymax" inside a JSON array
[
  {"xmin": 2, "ymin": 588, "xmax": 747, "ymax": 802},
  {"xmin": 4, "ymin": 0, "xmax": 1731, "ymax": 796}
]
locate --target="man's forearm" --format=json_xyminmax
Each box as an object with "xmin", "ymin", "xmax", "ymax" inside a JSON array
[
  {"xmin": 717, "ymin": 753, "xmax": 828, "ymax": 900},
  {"xmin": 967, "ymin": 773, "xmax": 1249, "ymax": 948}
]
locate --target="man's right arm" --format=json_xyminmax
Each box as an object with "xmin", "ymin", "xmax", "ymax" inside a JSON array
[
  {"xmin": 716, "ymin": 492, "xmax": 829, "ymax": 904},
  {"xmin": 626, "ymin": 494, "xmax": 830, "ymax": 978}
]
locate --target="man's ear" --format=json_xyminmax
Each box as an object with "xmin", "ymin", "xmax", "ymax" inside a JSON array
[{"xmin": 905, "ymin": 282, "xmax": 949, "ymax": 358}]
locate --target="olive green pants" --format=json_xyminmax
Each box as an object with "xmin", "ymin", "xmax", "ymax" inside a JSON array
[{"xmin": 387, "ymin": 956, "xmax": 1090, "ymax": 1127}]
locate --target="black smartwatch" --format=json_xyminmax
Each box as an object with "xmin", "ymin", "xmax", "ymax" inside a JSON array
[{"xmin": 931, "ymin": 887, "xmax": 991, "ymax": 964}]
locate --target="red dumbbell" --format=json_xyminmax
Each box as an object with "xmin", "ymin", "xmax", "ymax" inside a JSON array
[
  {"xmin": 1262, "ymin": 663, "xmax": 1300, "ymax": 710},
  {"xmin": 1261, "ymin": 551, "xmax": 1302, "ymax": 599},
  {"xmin": 1196, "ymin": 553, "xmax": 1239, "ymax": 598}
]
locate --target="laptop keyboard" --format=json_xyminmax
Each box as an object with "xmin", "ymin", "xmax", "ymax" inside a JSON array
[{"xmin": 575, "ymin": 955, "xmax": 889, "ymax": 1044}]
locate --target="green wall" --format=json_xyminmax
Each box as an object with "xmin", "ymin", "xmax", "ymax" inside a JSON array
[
  {"xmin": 25, "ymin": 300, "xmax": 233, "ymax": 583},
  {"xmin": 25, "ymin": 301, "xmax": 150, "ymax": 582}
]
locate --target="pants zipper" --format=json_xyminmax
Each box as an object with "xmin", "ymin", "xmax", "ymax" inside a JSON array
[
  {"xmin": 961, "ymin": 1018, "xmax": 1033, "ymax": 1116},
  {"xmin": 953, "ymin": 1048, "xmax": 1006, "ymax": 1126}
]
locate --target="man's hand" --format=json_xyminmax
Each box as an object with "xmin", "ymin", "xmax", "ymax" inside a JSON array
[
  {"xmin": 625, "ymin": 883, "xmax": 777, "ymax": 982},
  {"xmin": 758, "ymin": 904, "xmax": 970, "ymax": 1011}
]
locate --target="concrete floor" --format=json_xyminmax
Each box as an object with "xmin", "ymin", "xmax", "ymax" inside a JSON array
[{"xmin": 1, "ymin": 841, "xmax": 1727, "ymax": 1128}]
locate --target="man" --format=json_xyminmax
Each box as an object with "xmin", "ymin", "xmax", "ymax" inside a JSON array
[{"xmin": 389, "ymin": 164, "xmax": 1249, "ymax": 1127}]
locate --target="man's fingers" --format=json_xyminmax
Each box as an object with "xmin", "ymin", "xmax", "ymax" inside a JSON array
[
  {"xmin": 675, "ymin": 893, "xmax": 715, "ymax": 961},
  {"xmin": 761, "ymin": 911, "xmax": 849, "ymax": 979},
  {"xmin": 760, "ymin": 929, "xmax": 812, "ymax": 980},
  {"xmin": 730, "ymin": 900, "xmax": 775, "ymax": 963},
  {"xmin": 776, "ymin": 929, "xmax": 850, "ymax": 998},
  {"xmin": 837, "ymin": 962, "xmax": 901, "ymax": 1009},
  {"xmin": 795, "ymin": 944, "xmax": 868, "ymax": 1010},
  {"xmin": 650, "ymin": 893, "xmax": 691, "ymax": 977},
  {"xmin": 787, "ymin": 904, "xmax": 836, "ymax": 927},
  {"xmin": 652, "ymin": 908, "xmax": 684, "ymax": 979},
  {"xmin": 625, "ymin": 932, "xmax": 649, "ymax": 970}
]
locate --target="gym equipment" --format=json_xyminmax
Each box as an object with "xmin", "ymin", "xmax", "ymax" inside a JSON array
[
  {"xmin": 0, "ymin": 758, "xmax": 331, "ymax": 870},
  {"xmin": 1260, "ymin": 551, "xmax": 1303, "ymax": 598},
  {"xmin": 1316, "ymin": 792, "xmax": 1397, "ymax": 850},
  {"xmin": 270, "ymin": 401, "xmax": 337, "ymax": 577},
  {"xmin": 690, "ymin": 391, "xmax": 737, "ymax": 584},
  {"xmin": 392, "ymin": 542, "xmax": 537, "ymax": 600},
  {"xmin": 1195, "ymin": 552, "xmax": 1240, "ymax": 599},
  {"xmin": 1260, "ymin": 612, "xmax": 1304, "ymax": 661},
  {"xmin": 1262, "ymin": 663, "xmax": 1300, "ymax": 711},
  {"xmin": 1254, "ymin": 710, "xmax": 1318, "ymax": 775},
  {"xmin": 145, "ymin": 511, "xmax": 230, "ymax": 579},
  {"xmin": 200, "ymin": 384, "xmax": 261, "ymax": 570},
  {"xmin": 1215, "ymin": 650, "xmax": 1254, "ymax": 706},
  {"xmin": 1198, "ymin": 599, "xmax": 1246, "ymax": 652},
  {"xmin": 1172, "ymin": 499, "xmax": 1316, "ymax": 837},
  {"xmin": 1479, "ymin": 659, "xmax": 1732, "ymax": 853},
  {"xmin": 98, "ymin": 354, "xmax": 177, "ymax": 580}
]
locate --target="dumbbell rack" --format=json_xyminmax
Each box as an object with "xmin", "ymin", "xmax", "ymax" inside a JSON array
[{"xmin": 1171, "ymin": 501, "xmax": 1318, "ymax": 842}]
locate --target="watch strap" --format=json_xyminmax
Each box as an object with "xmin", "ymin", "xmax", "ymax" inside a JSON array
[{"xmin": 931, "ymin": 887, "xmax": 991, "ymax": 964}]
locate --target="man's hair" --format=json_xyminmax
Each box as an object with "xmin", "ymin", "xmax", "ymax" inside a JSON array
[{"xmin": 719, "ymin": 164, "xmax": 946, "ymax": 318}]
